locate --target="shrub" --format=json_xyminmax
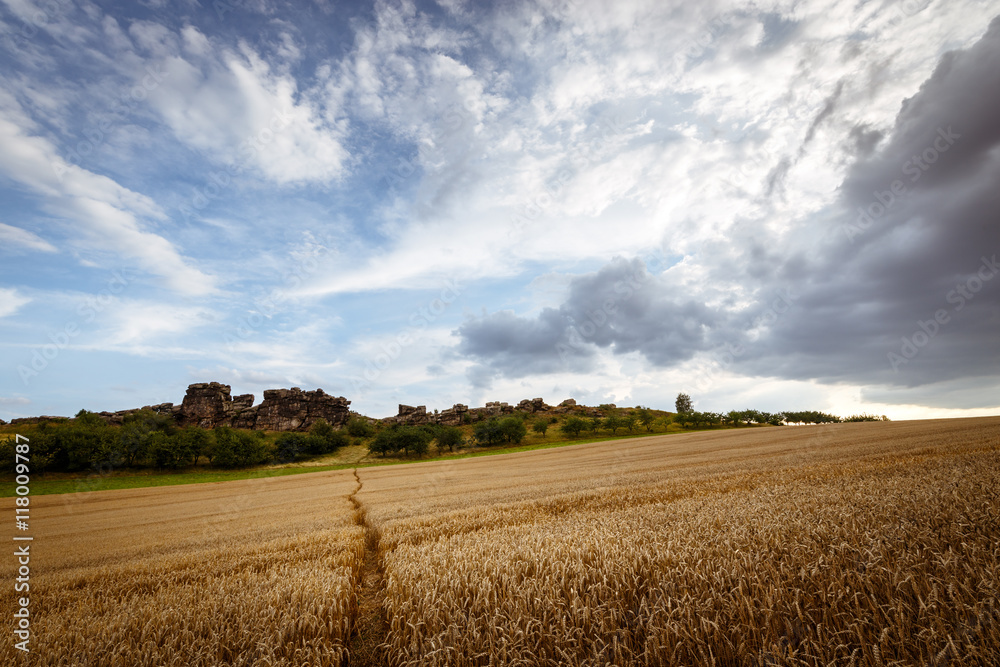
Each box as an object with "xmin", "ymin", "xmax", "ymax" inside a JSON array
[
  {"xmin": 210, "ymin": 427, "xmax": 271, "ymax": 468},
  {"xmin": 347, "ymin": 417, "xmax": 376, "ymax": 438},
  {"xmin": 368, "ymin": 425, "xmax": 434, "ymax": 457},
  {"xmin": 561, "ymin": 417, "xmax": 587, "ymax": 438},
  {"xmin": 305, "ymin": 419, "xmax": 349, "ymax": 455},
  {"xmin": 436, "ymin": 426, "xmax": 464, "ymax": 452},
  {"xmin": 275, "ymin": 433, "xmax": 309, "ymax": 462},
  {"xmin": 499, "ymin": 417, "xmax": 527, "ymax": 445},
  {"xmin": 473, "ymin": 419, "xmax": 504, "ymax": 447}
]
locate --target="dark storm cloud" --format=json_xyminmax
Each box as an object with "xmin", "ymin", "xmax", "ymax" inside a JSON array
[
  {"xmin": 846, "ymin": 124, "xmax": 884, "ymax": 157},
  {"xmin": 454, "ymin": 17, "xmax": 1000, "ymax": 405},
  {"xmin": 456, "ymin": 258, "xmax": 744, "ymax": 381},
  {"xmin": 741, "ymin": 16, "xmax": 1000, "ymax": 390}
]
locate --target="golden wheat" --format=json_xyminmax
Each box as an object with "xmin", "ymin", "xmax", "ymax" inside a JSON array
[
  {"xmin": 4, "ymin": 418, "xmax": 998, "ymax": 665},
  {"xmin": 361, "ymin": 418, "xmax": 1000, "ymax": 666},
  {"xmin": 1, "ymin": 470, "xmax": 363, "ymax": 666}
]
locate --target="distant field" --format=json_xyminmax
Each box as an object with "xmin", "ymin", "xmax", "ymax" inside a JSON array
[{"xmin": 4, "ymin": 417, "xmax": 998, "ymax": 665}]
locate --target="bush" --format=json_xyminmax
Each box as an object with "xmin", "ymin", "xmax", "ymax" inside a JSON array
[
  {"xmin": 561, "ymin": 417, "xmax": 587, "ymax": 438},
  {"xmin": 346, "ymin": 416, "xmax": 375, "ymax": 438},
  {"xmin": 209, "ymin": 427, "xmax": 271, "ymax": 468},
  {"xmin": 275, "ymin": 433, "xmax": 309, "ymax": 462},
  {"xmin": 499, "ymin": 417, "xmax": 527, "ymax": 445},
  {"xmin": 843, "ymin": 413, "xmax": 889, "ymax": 422},
  {"xmin": 369, "ymin": 430, "xmax": 395, "ymax": 457},
  {"xmin": 173, "ymin": 426, "xmax": 210, "ymax": 465},
  {"xmin": 603, "ymin": 415, "xmax": 623, "ymax": 434},
  {"xmin": 436, "ymin": 425, "xmax": 464, "ymax": 452},
  {"xmin": 636, "ymin": 407, "xmax": 655, "ymax": 432},
  {"xmin": 305, "ymin": 419, "xmax": 349, "ymax": 455},
  {"xmin": 368, "ymin": 425, "xmax": 433, "ymax": 458},
  {"xmin": 473, "ymin": 419, "xmax": 504, "ymax": 447}
]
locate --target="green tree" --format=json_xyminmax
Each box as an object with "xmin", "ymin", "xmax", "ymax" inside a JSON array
[
  {"xmin": 369, "ymin": 429, "xmax": 396, "ymax": 457},
  {"xmin": 622, "ymin": 415, "xmax": 637, "ymax": 433},
  {"xmin": 368, "ymin": 425, "xmax": 433, "ymax": 457},
  {"xmin": 561, "ymin": 417, "xmax": 587, "ymax": 438},
  {"xmin": 393, "ymin": 425, "xmax": 433, "ymax": 457},
  {"xmin": 275, "ymin": 432, "xmax": 309, "ymax": 462},
  {"xmin": 675, "ymin": 393, "xmax": 693, "ymax": 414},
  {"xmin": 173, "ymin": 426, "xmax": 210, "ymax": 466},
  {"xmin": 435, "ymin": 425, "xmax": 464, "ymax": 452},
  {"xmin": 209, "ymin": 427, "xmax": 271, "ymax": 468},
  {"xmin": 635, "ymin": 407, "xmax": 655, "ymax": 432},
  {"xmin": 499, "ymin": 417, "xmax": 527, "ymax": 444},
  {"xmin": 531, "ymin": 418, "xmax": 549, "ymax": 436},
  {"xmin": 149, "ymin": 432, "xmax": 186, "ymax": 469},
  {"xmin": 346, "ymin": 416, "xmax": 375, "ymax": 438},
  {"xmin": 305, "ymin": 419, "xmax": 349, "ymax": 455},
  {"xmin": 473, "ymin": 419, "xmax": 505, "ymax": 446},
  {"xmin": 603, "ymin": 415, "xmax": 623, "ymax": 434}
]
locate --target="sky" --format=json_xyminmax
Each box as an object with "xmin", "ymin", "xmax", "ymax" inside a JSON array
[{"xmin": 1, "ymin": 0, "xmax": 999, "ymax": 422}]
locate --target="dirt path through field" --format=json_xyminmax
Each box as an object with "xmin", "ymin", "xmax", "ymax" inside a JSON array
[{"xmin": 347, "ymin": 469, "xmax": 388, "ymax": 666}]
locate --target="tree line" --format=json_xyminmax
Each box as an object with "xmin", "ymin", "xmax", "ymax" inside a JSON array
[
  {"xmin": 2, "ymin": 398, "xmax": 890, "ymax": 474},
  {"xmin": 0, "ymin": 409, "xmax": 356, "ymax": 473},
  {"xmin": 672, "ymin": 393, "xmax": 888, "ymax": 426}
]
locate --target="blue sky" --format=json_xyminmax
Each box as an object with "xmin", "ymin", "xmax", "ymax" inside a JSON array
[{"xmin": 2, "ymin": 0, "xmax": 999, "ymax": 421}]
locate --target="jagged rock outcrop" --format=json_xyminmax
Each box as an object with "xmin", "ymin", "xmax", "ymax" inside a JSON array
[
  {"xmin": 85, "ymin": 382, "xmax": 350, "ymax": 431},
  {"xmin": 97, "ymin": 402, "xmax": 177, "ymax": 426},
  {"xmin": 438, "ymin": 403, "xmax": 468, "ymax": 425},
  {"xmin": 232, "ymin": 387, "xmax": 350, "ymax": 431},
  {"xmin": 385, "ymin": 397, "xmax": 558, "ymax": 426},
  {"xmin": 516, "ymin": 397, "xmax": 549, "ymax": 413},
  {"xmin": 177, "ymin": 382, "xmax": 253, "ymax": 428}
]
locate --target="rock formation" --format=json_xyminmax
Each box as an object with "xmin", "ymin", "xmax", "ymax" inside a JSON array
[
  {"xmin": 6, "ymin": 385, "xmax": 598, "ymax": 431},
  {"xmin": 84, "ymin": 382, "xmax": 351, "ymax": 432},
  {"xmin": 177, "ymin": 382, "xmax": 253, "ymax": 428},
  {"xmin": 231, "ymin": 387, "xmax": 350, "ymax": 431},
  {"xmin": 383, "ymin": 397, "xmax": 557, "ymax": 426}
]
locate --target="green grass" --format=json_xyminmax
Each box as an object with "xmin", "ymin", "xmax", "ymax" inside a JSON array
[{"xmin": 2, "ymin": 429, "xmax": 684, "ymax": 497}]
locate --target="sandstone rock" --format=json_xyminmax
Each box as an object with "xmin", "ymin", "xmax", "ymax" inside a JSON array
[
  {"xmin": 516, "ymin": 397, "xmax": 550, "ymax": 413},
  {"xmin": 559, "ymin": 398, "xmax": 577, "ymax": 407},
  {"xmin": 437, "ymin": 403, "xmax": 468, "ymax": 426},
  {"xmin": 165, "ymin": 383, "xmax": 350, "ymax": 431},
  {"xmin": 237, "ymin": 387, "xmax": 350, "ymax": 431},
  {"xmin": 179, "ymin": 382, "xmax": 252, "ymax": 429}
]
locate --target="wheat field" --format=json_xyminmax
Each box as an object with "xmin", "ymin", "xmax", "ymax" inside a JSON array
[
  {"xmin": 2, "ymin": 471, "xmax": 364, "ymax": 666},
  {"xmin": 4, "ymin": 418, "xmax": 999, "ymax": 665}
]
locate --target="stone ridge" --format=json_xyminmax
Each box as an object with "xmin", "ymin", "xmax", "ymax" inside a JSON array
[
  {"xmin": 4, "ymin": 383, "xmax": 603, "ymax": 430},
  {"xmin": 89, "ymin": 382, "xmax": 351, "ymax": 432},
  {"xmin": 380, "ymin": 397, "xmax": 602, "ymax": 426}
]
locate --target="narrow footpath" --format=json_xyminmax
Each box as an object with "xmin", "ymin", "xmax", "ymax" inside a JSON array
[{"xmin": 347, "ymin": 469, "xmax": 388, "ymax": 666}]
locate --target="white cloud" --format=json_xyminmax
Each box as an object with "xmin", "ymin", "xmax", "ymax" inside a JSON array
[
  {"xmin": 0, "ymin": 288, "xmax": 31, "ymax": 318},
  {"xmin": 97, "ymin": 301, "xmax": 219, "ymax": 346},
  {"xmin": 145, "ymin": 27, "xmax": 348, "ymax": 185},
  {"xmin": 0, "ymin": 90, "xmax": 217, "ymax": 295},
  {"xmin": 0, "ymin": 222, "xmax": 57, "ymax": 252},
  {"xmin": 0, "ymin": 396, "xmax": 31, "ymax": 406}
]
